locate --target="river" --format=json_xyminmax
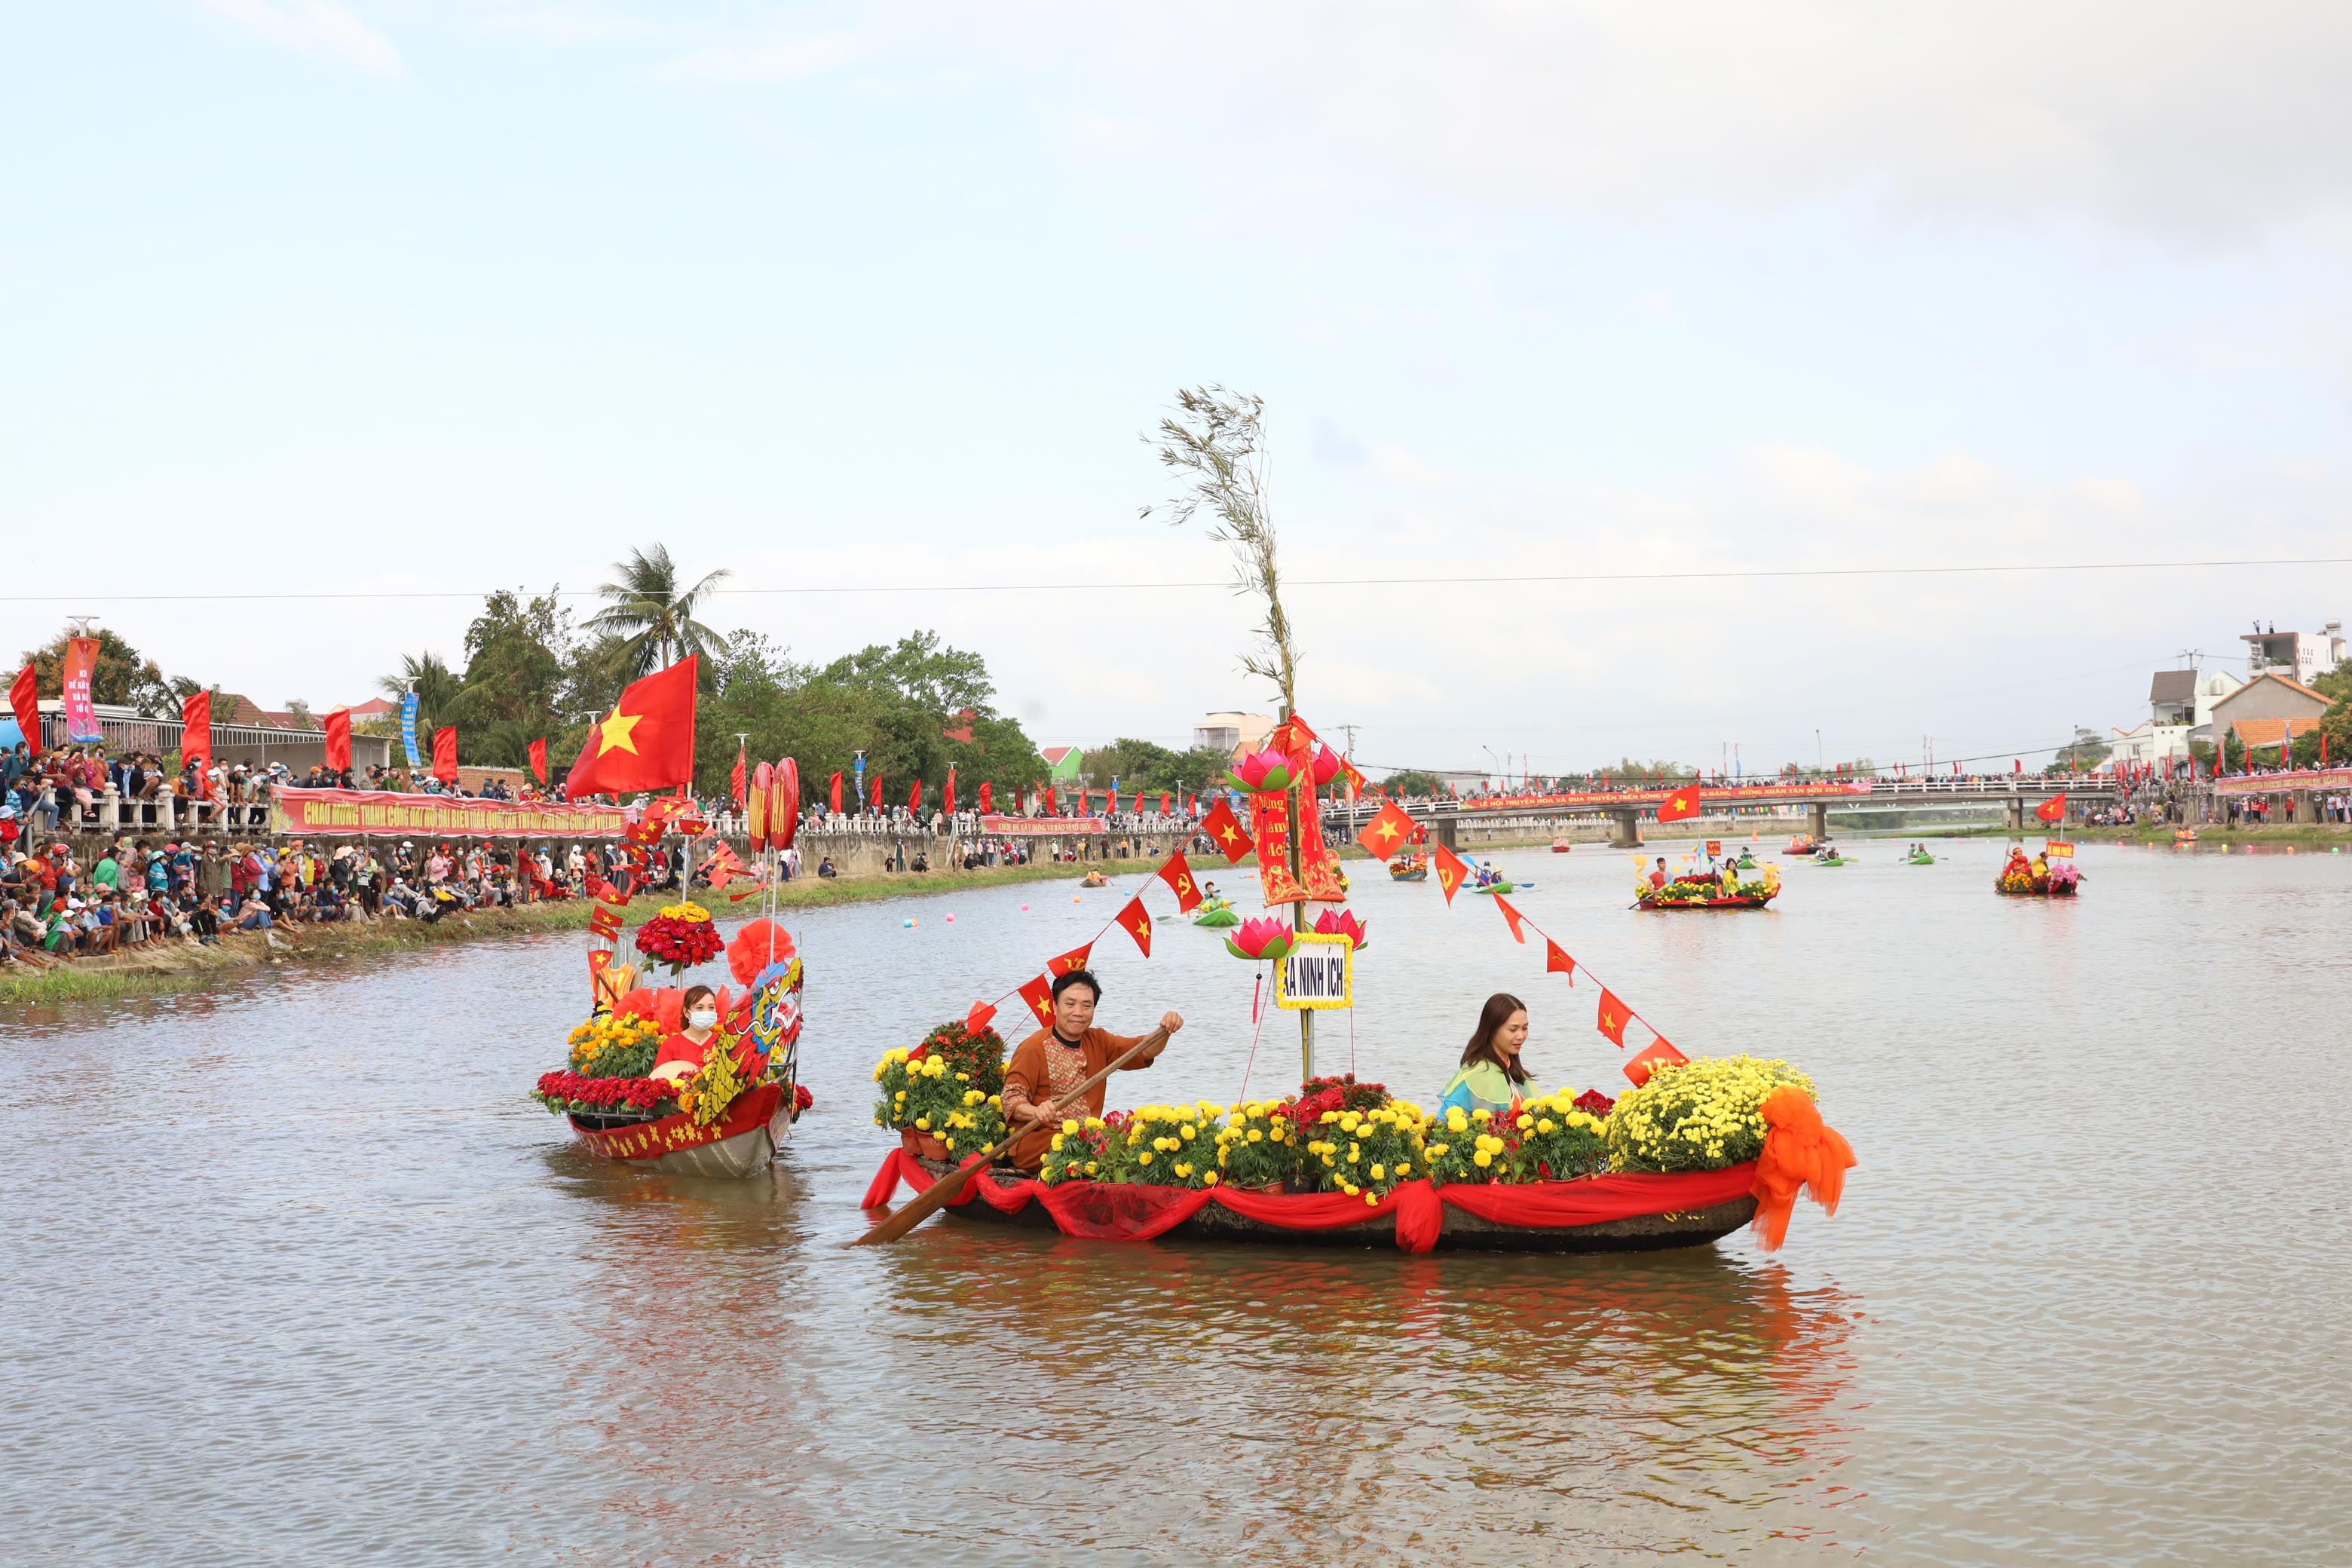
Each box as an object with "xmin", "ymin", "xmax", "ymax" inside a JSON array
[{"xmin": 9, "ymin": 839, "xmax": 2350, "ymax": 1565}]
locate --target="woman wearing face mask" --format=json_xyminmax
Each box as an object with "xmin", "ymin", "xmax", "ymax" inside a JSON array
[{"xmin": 651, "ymin": 984, "xmax": 727, "ymax": 1083}]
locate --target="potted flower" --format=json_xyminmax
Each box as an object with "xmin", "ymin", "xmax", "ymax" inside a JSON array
[
  {"xmin": 634, "ymin": 901, "xmax": 724, "ymax": 976},
  {"xmin": 1300, "ymin": 1100, "xmax": 1428, "ymax": 1207},
  {"xmin": 1111, "ymin": 1102, "xmax": 1227, "ymax": 1188},
  {"xmin": 1217, "ymin": 1101, "xmax": 1298, "ymax": 1193},
  {"xmin": 1040, "ymin": 1114, "xmax": 1122, "ymax": 1185},
  {"xmin": 1606, "ymin": 1055, "xmax": 1815, "ymax": 1172}
]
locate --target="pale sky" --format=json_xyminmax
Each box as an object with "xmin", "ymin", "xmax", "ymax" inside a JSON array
[{"xmin": 8, "ymin": 2, "xmax": 2350, "ymax": 776}]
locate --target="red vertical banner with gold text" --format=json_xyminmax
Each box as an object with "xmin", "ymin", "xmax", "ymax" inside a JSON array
[
  {"xmin": 1250, "ymin": 791, "xmax": 1306, "ymax": 905},
  {"xmin": 62, "ymin": 637, "xmax": 102, "ymax": 743}
]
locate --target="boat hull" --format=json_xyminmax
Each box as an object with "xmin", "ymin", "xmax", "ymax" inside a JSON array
[
  {"xmin": 915, "ymin": 1159, "xmax": 1756, "ymax": 1254},
  {"xmin": 566, "ymin": 1083, "xmax": 788, "ymax": 1177},
  {"xmin": 1471, "ymin": 882, "xmax": 1514, "ymax": 895},
  {"xmin": 1389, "ymin": 868, "xmax": 1429, "ymax": 881},
  {"xmin": 1637, "ymin": 893, "xmax": 1776, "ymax": 911}
]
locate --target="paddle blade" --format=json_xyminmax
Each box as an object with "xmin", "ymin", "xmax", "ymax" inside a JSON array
[{"xmin": 848, "ymin": 1159, "xmax": 981, "ymax": 1246}]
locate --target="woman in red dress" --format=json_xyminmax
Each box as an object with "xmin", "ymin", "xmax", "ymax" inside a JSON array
[{"xmin": 651, "ymin": 985, "xmax": 722, "ymax": 1084}]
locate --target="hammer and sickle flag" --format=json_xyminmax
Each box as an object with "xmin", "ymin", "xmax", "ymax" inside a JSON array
[
  {"xmin": 1433, "ymin": 842, "xmax": 1471, "ymax": 905},
  {"xmin": 1016, "ymin": 972, "xmax": 1058, "ymax": 1031},
  {"xmin": 1356, "ymin": 801, "xmax": 1416, "ymax": 858},
  {"xmin": 1624, "ymin": 1034, "xmax": 1689, "ymax": 1088},
  {"xmin": 566, "ymin": 656, "xmax": 700, "ymax": 800},
  {"xmin": 1048, "ymin": 943, "xmax": 1095, "ymax": 979},
  {"xmin": 1200, "ymin": 796, "xmax": 1255, "ymax": 865},
  {"xmin": 1658, "ymin": 783, "xmax": 1701, "ymax": 823},
  {"xmin": 1115, "ymin": 896, "xmax": 1153, "ymax": 957},
  {"xmin": 1156, "ymin": 850, "xmax": 1204, "ymax": 913}
]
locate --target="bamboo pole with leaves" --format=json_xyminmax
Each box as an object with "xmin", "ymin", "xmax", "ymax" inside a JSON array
[{"xmin": 1144, "ymin": 386, "xmax": 1315, "ymax": 1079}]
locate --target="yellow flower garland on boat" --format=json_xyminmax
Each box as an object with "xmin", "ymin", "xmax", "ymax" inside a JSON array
[{"xmin": 1606, "ymin": 1055, "xmax": 1815, "ymax": 1173}]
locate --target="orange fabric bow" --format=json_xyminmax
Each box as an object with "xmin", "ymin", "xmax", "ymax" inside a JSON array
[{"xmin": 1750, "ymin": 1085, "xmax": 1857, "ymax": 1251}]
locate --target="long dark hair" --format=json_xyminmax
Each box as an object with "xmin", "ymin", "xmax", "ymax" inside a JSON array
[{"xmin": 1460, "ymin": 992, "xmax": 1530, "ymax": 1083}]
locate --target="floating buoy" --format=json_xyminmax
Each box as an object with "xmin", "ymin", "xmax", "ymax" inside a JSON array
[
  {"xmin": 1020, "ymin": 903, "xmax": 1030, "ymax": 911},
  {"xmin": 1073, "ymin": 896, "xmax": 1083, "ymax": 903},
  {"xmin": 902, "ymin": 917, "xmax": 915, "ymax": 928},
  {"xmin": 945, "ymin": 913, "xmax": 957, "ymax": 921}
]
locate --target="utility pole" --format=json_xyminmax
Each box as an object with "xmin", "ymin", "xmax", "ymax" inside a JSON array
[{"xmin": 1815, "ymin": 729, "xmax": 1823, "ymax": 776}]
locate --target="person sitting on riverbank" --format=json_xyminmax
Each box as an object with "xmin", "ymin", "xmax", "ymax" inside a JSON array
[
  {"xmin": 816, "ymin": 856, "xmax": 838, "ymax": 879},
  {"xmin": 1000, "ymin": 969, "xmax": 1182, "ymax": 1173},
  {"xmin": 1438, "ymin": 993, "xmax": 1538, "ymax": 1119}
]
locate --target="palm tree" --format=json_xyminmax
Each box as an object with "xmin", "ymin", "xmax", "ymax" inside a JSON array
[
  {"xmin": 586, "ymin": 544, "xmax": 733, "ymax": 678},
  {"xmin": 378, "ymin": 651, "xmax": 463, "ymax": 735}
]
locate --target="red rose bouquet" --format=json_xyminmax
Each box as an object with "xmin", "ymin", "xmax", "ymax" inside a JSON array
[{"xmin": 635, "ymin": 901, "xmax": 724, "ymax": 975}]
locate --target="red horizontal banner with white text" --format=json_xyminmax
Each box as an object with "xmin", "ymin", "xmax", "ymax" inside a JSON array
[
  {"xmin": 1448, "ymin": 782, "xmax": 1876, "ymax": 810},
  {"xmin": 270, "ymin": 786, "xmax": 631, "ymax": 839},
  {"xmin": 977, "ymin": 813, "xmax": 1109, "ymax": 837},
  {"xmin": 2213, "ymin": 766, "xmax": 2352, "ymax": 797}
]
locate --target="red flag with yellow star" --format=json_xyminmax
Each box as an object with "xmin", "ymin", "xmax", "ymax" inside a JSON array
[
  {"xmin": 966, "ymin": 1000, "xmax": 997, "ymax": 1036},
  {"xmin": 1355, "ymin": 801, "xmax": 1416, "ymax": 858},
  {"xmin": 565, "ymin": 656, "xmax": 700, "ymax": 799},
  {"xmin": 1114, "ymin": 896, "xmax": 1153, "ymax": 957},
  {"xmin": 1624, "ymin": 1034, "xmax": 1688, "ymax": 1087},
  {"xmin": 1048, "ymin": 943, "xmax": 1094, "ymax": 978},
  {"xmin": 1200, "ymin": 797, "xmax": 1255, "ymax": 865},
  {"xmin": 1433, "ymin": 842, "xmax": 1471, "ymax": 904},
  {"xmin": 1597, "ymin": 988, "xmax": 1632, "ymax": 1047},
  {"xmin": 1016, "ymin": 973, "xmax": 1058, "ymax": 1031},
  {"xmin": 1156, "ymin": 851, "xmax": 1204, "ymax": 912},
  {"xmin": 1658, "ymin": 783, "xmax": 1701, "ymax": 822}
]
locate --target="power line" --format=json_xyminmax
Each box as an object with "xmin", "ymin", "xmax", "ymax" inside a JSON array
[{"xmin": 4, "ymin": 553, "xmax": 2350, "ymax": 604}]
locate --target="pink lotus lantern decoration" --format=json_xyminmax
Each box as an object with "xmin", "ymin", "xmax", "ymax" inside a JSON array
[
  {"xmin": 1311, "ymin": 744, "xmax": 1343, "ymax": 786},
  {"xmin": 1312, "ymin": 907, "xmax": 1369, "ymax": 949},
  {"xmin": 1224, "ymin": 915, "xmax": 1297, "ymax": 962},
  {"xmin": 1229, "ymin": 747, "xmax": 1298, "ymax": 794}
]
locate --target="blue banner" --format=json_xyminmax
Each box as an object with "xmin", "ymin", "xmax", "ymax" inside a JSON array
[{"xmin": 400, "ymin": 693, "xmax": 421, "ymax": 768}]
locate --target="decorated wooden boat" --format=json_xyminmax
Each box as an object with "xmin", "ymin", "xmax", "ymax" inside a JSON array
[
  {"xmin": 1550, "ymin": 838, "xmax": 1574, "ymax": 853},
  {"xmin": 871, "ymin": 1152, "xmax": 1760, "ymax": 1254},
  {"xmin": 1637, "ymin": 887, "xmax": 1778, "ymax": 911},
  {"xmin": 2173, "ymin": 828, "xmax": 2198, "ymax": 846},
  {"xmin": 1995, "ymin": 879, "xmax": 2079, "ymax": 897},
  {"xmin": 1080, "ymin": 871, "xmax": 1110, "ymax": 888},
  {"xmin": 1388, "ymin": 855, "xmax": 1429, "ymax": 881},
  {"xmin": 569, "ymin": 1083, "xmax": 793, "ymax": 1177}
]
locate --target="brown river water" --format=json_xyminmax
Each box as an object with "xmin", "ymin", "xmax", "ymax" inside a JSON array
[{"xmin": 9, "ymin": 839, "xmax": 2350, "ymax": 1565}]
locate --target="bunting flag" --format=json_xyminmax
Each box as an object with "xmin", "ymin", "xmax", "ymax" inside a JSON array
[
  {"xmin": 701, "ymin": 842, "xmax": 750, "ymax": 891},
  {"xmin": 1625, "ymin": 1035, "xmax": 1689, "ymax": 1088},
  {"xmin": 1356, "ymin": 800, "xmax": 1416, "ymax": 858},
  {"xmin": 1658, "ymin": 783, "xmax": 1701, "ymax": 822},
  {"xmin": 1338, "ymin": 754, "xmax": 1368, "ymax": 798},
  {"xmin": 2036, "ymin": 793, "xmax": 2067, "ymax": 822},
  {"xmin": 323, "ymin": 708, "xmax": 352, "ymax": 772},
  {"xmin": 432, "ymin": 726, "xmax": 459, "ymax": 784},
  {"xmin": 1493, "ymin": 893, "xmax": 1529, "ymax": 943},
  {"xmin": 1433, "ymin": 842, "xmax": 1470, "ymax": 904},
  {"xmin": 564, "ymin": 656, "xmax": 699, "ymax": 799},
  {"xmin": 1114, "ymin": 897, "xmax": 1153, "ymax": 957},
  {"xmin": 1199, "ymin": 796, "xmax": 1254, "ymax": 864},
  {"xmin": 179, "ymin": 688, "xmax": 211, "ymax": 773},
  {"xmin": 1048, "ymin": 943, "xmax": 1094, "ymax": 978},
  {"xmin": 966, "ymin": 1001, "xmax": 997, "ymax": 1035},
  {"xmin": 1156, "ymin": 850, "xmax": 1204, "ymax": 912},
  {"xmin": 1597, "ymin": 988, "xmax": 1631, "ymax": 1047},
  {"xmin": 830, "ymin": 771, "xmax": 844, "ymax": 813},
  {"xmin": 1015, "ymin": 973, "xmax": 1058, "ymax": 1031},
  {"xmin": 1544, "ymin": 938, "xmax": 1576, "ymax": 981},
  {"xmin": 978, "ymin": 780, "xmax": 993, "ymax": 813},
  {"xmin": 730, "ymin": 745, "xmax": 748, "ymax": 809},
  {"xmin": 589, "ymin": 904, "xmax": 624, "ymax": 940},
  {"xmin": 528, "ymin": 738, "xmax": 549, "ymax": 786}
]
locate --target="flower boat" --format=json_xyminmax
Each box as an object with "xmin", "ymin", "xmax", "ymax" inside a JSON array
[
  {"xmin": 1192, "ymin": 895, "xmax": 1240, "ymax": 927},
  {"xmin": 1636, "ymin": 872, "xmax": 1780, "ymax": 911},
  {"xmin": 1995, "ymin": 864, "xmax": 2081, "ymax": 896},
  {"xmin": 2173, "ymin": 828, "xmax": 2197, "ymax": 846},
  {"xmin": 566, "ymin": 1080, "xmax": 798, "ymax": 1178},
  {"xmin": 860, "ymin": 1059, "xmax": 1851, "ymax": 1257},
  {"xmin": 1080, "ymin": 870, "xmax": 1110, "ymax": 888},
  {"xmin": 1550, "ymin": 837, "xmax": 1574, "ymax": 853},
  {"xmin": 1387, "ymin": 853, "xmax": 1429, "ymax": 881}
]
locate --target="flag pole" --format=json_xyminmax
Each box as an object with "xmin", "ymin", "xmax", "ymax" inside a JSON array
[{"xmin": 1282, "ymin": 704, "xmax": 1312, "ymax": 1082}]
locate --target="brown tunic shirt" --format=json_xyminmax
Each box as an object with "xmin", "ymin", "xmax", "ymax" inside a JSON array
[{"xmin": 1000, "ymin": 1025, "xmax": 1156, "ymax": 1171}]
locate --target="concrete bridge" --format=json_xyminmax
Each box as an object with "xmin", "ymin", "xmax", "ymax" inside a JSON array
[{"xmin": 1340, "ymin": 776, "xmax": 2124, "ymax": 850}]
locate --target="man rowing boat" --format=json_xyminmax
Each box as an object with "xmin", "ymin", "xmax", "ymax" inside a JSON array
[{"xmin": 1000, "ymin": 969, "xmax": 1183, "ymax": 1171}]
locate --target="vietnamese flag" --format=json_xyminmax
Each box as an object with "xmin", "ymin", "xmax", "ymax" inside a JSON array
[
  {"xmin": 1545, "ymin": 939, "xmax": 1576, "ymax": 982},
  {"xmin": 829, "ymin": 771, "xmax": 844, "ymax": 813},
  {"xmin": 945, "ymin": 767, "xmax": 957, "ymax": 817},
  {"xmin": 1433, "ymin": 842, "xmax": 1471, "ymax": 904},
  {"xmin": 1043, "ymin": 786, "xmax": 1058, "ymax": 815},
  {"xmin": 1625, "ymin": 1034, "xmax": 1689, "ymax": 1087},
  {"xmin": 432, "ymin": 726, "xmax": 459, "ymax": 784},
  {"xmin": 323, "ymin": 708, "xmax": 352, "ymax": 772},
  {"xmin": 1156, "ymin": 850, "xmax": 1204, "ymax": 912},
  {"xmin": 528, "ymin": 738, "xmax": 549, "ymax": 786},
  {"xmin": 730, "ymin": 744, "xmax": 747, "ymax": 809},
  {"xmin": 1015, "ymin": 973, "xmax": 1058, "ymax": 1031},
  {"xmin": 179, "ymin": 688, "xmax": 211, "ymax": 773},
  {"xmin": 1493, "ymin": 893, "xmax": 1529, "ymax": 944},
  {"xmin": 1114, "ymin": 896, "xmax": 1153, "ymax": 957},
  {"xmin": 1658, "ymin": 783, "xmax": 1701, "ymax": 822},
  {"xmin": 2036, "ymin": 793, "xmax": 2067, "ymax": 823},
  {"xmin": 1201, "ymin": 797, "xmax": 1255, "ymax": 864},
  {"xmin": 8, "ymin": 663, "xmax": 36, "ymax": 747},
  {"xmin": 1160, "ymin": 791, "xmax": 1171, "ymax": 815},
  {"xmin": 978, "ymin": 780, "xmax": 993, "ymax": 813},
  {"xmin": 1597, "ymin": 988, "xmax": 1631, "ymax": 1048},
  {"xmin": 1048, "ymin": 942, "xmax": 1094, "ymax": 978},
  {"xmin": 966, "ymin": 1000, "xmax": 997, "ymax": 1036},
  {"xmin": 910, "ymin": 779, "xmax": 923, "ymax": 813},
  {"xmin": 872, "ymin": 775, "xmax": 884, "ymax": 812},
  {"xmin": 565, "ymin": 657, "xmax": 700, "ymax": 799},
  {"xmin": 1356, "ymin": 800, "xmax": 1416, "ymax": 858}
]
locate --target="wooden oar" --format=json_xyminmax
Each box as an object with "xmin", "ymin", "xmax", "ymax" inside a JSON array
[{"xmin": 847, "ymin": 1024, "xmax": 1172, "ymax": 1247}]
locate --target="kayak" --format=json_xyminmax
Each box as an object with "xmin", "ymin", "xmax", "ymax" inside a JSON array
[
  {"xmin": 1471, "ymin": 881, "xmax": 1515, "ymax": 894},
  {"xmin": 1906, "ymin": 853, "xmax": 1935, "ymax": 865}
]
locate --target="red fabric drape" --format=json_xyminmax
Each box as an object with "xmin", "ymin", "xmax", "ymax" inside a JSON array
[{"xmin": 860, "ymin": 1152, "xmax": 1768, "ymax": 1254}]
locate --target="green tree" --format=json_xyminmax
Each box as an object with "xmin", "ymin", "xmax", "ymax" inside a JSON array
[
  {"xmin": 22, "ymin": 625, "xmax": 177, "ymax": 715},
  {"xmin": 586, "ymin": 544, "xmax": 733, "ymax": 680},
  {"xmin": 445, "ymin": 589, "xmax": 574, "ymax": 766},
  {"xmin": 377, "ymin": 651, "xmax": 463, "ymax": 740},
  {"xmin": 1381, "ymin": 768, "xmax": 1445, "ymax": 796}
]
